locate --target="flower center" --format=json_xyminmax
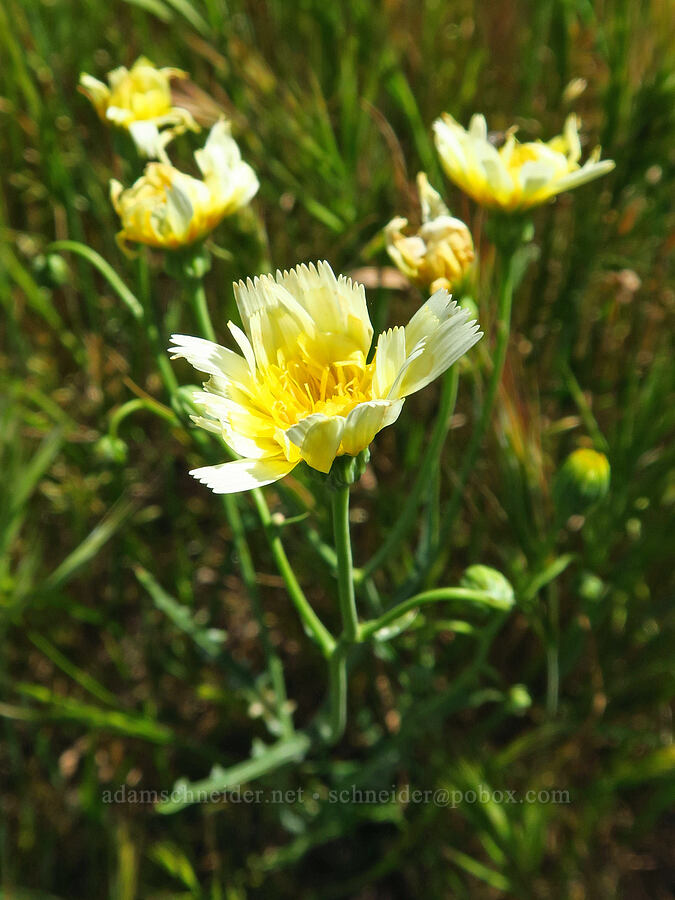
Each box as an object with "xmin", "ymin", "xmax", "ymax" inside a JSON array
[
  {"xmin": 253, "ymin": 357, "xmax": 375, "ymax": 428},
  {"xmin": 501, "ymin": 142, "xmax": 543, "ymax": 172}
]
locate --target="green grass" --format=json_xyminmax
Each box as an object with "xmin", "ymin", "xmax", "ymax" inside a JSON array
[{"xmin": 1, "ymin": 0, "xmax": 674, "ymax": 897}]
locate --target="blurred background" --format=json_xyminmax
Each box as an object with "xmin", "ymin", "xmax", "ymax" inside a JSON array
[{"xmin": 1, "ymin": 0, "xmax": 674, "ymax": 897}]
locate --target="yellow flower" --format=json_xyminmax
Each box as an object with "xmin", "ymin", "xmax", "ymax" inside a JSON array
[
  {"xmin": 385, "ymin": 173, "xmax": 475, "ymax": 293},
  {"xmin": 169, "ymin": 261, "xmax": 482, "ymax": 493},
  {"xmin": 433, "ymin": 113, "xmax": 615, "ymax": 212},
  {"xmin": 79, "ymin": 56, "xmax": 199, "ymax": 157},
  {"xmin": 109, "ymin": 121, "xmax": 259, "ymax": 252}
]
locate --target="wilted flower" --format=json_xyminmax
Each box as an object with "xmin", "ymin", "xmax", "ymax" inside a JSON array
[
  {"xmin": 385, "ymin": 173, "xmax": 475, "ymax": 293},
  {"xmin": 169, "ymin": 261, "xmax": 481, "ymax": 493},
  {"xmin": 79, "ymin": 56, "xmax": 199, "ymax": 157},
  {"xmin": 109, "ymin": 121, "xmax": 259, "ymax": 252},
  {"xmin": 433, "ymin": 113, "xmax": 615, "ymax": 212}
]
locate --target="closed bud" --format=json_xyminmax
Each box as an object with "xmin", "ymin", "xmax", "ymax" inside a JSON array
[
  {"xmin": 554, "ymin": 448, "xmax": 610, "ymax": 521},
  {"xmin": 95, "ymin": 435, "xmax": 128, "ymax": 465},
  {"xmin": 507, "ymin": 684, "xmax": 532, "ymax": 712},
  {"xmin": 460, "ymin": 564, "xmax": 514, "ymax": 609},
  {"xmin": 326, "ymin": 449, "xmax": 371, "ymax": 490},
  {"xmin": 32, "ymin": 253, "xmax": 70, "ymax": 288}
]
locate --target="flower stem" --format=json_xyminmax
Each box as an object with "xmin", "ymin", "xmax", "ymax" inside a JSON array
[
  {"xmin": 251, "ymin": 489, "xmax": 335, "ymax": 658},
  {"xmin": 545, "ymin": 581, "xmax": 560, "ymax": 717},
  {"xmin": 332, "ymin": 486, "xmax": 359, "ymax": 642},
  {"xmin": 188, "ymin": 276, "xmax": 216, "ymax": 343},
  {"xmin": 432, "ymin": 243, "xmax": 515, "ymax": 560},
  {"xmin": 136, "ymin": 252, "xmax": 179, "ymax": 399},
  {"xmin": 326, "ymin": 643, "xmax": 347, "ymax": 745},
  {"xmin": 109, "ymin": 397, "xmax": 179, "ymax": 439},
  {"xmin": 359, "ymin": 587, "xmax": 511, "ymax": 641},
  {"xmin": 318, "ymin": 485, "xmax": 360, "ymax": 746}
]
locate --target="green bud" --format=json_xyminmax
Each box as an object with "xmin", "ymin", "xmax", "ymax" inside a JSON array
[
  {"xmin": 579, "ymin": 572, "xmax": 605, "ymax": 602},
  {"xmin": 95, "ymin": 435, "xmax": 128, "ymax": 465},
  {"xmin": 33, "ymin": 253, "xmax": 70, "ymax": 288},
  {"xmin": 507, "ymin": 684, "xmax": 532, "ymax": 712},
  {"xmin": 554, "ymin": 448, "xmax": 610, "ymax": 521},
  {"xmin": 460, "ymin": 564, "xmax": 515, "ymax": 609},
  {"xmin": 458, "ymin": 296, "xmax": 479, "ymax": 320},
  {"xmin": 326, "ymin": 449, "xmax": 371, "ymax": 490}
]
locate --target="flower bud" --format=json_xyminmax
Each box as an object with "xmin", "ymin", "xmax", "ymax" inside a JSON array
[
  {"xmin": 326, "ymin": 449, "xmax": 371, "ymax": 490},
  {"xmin": 95, "ymin": 435, "xmax": 128, "ymax": 465},
  {"xmin": 553, "ymin": 448, "xmax": 610, "ymax": 521},
  {"xmin": 460, "ymin": 564, "xmax": 514, "ymax": 609},
  {"xmin": 507, "ymin": 684, "xmax": 532, "ymax": 712}
]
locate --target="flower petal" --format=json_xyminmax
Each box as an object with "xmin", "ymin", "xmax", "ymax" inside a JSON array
[
  {"xmin": 404, "ymin": 289, "xmax": 456, "ymax": 351},
  {"xmin": 285, "ymin": 413, "xmax": 345, "ymax": 473},
  {"xmin": 227, "ymin": 321, "xmax": 256, "ymax": 374},
  {"xmin": 546, "ymin": 159, "xmax": 616, "ymax": 197},
  {"xmin": 192, "ymin": 391, "xmax": 278, "ymax": 459},
  {"xmin": 341, "ymin": 399, "xmax": 404, "ymax": 455},
  {"xmin": 372, "ymin": 326, "xmax": 407, "ymax": 397},
  {"xmin": 233, "ymin": 275, "xmax": 317, "ymax": 369},
  {"xmin": 127, "ymin": 120, "xmax": 163, "ymax": 157},
  {"xmin": 168, "ymin": 334, "xmax": 252, "ymax": 386},
  {"xmin": 389, "ymin": 294, "xmax": 482, "ymax": 399},
  {"xmin": 190, "ymin": 457, "xmax": 296, "ymax": 494}
]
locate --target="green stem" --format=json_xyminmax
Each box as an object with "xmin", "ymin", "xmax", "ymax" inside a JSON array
[
  {"xmin": 332, "ymin": 486, "xmax": 359, "ymax": 642},
  {"xmin": 433, "ymin": 243, "xmax": 516, "ymax": 559},
  {"xmin": 137, "ymin": 252, "xmax": 179, "ymax": 399},
  {"xmin": 326, "ymin": 643, "xmax": 347, "ymax": 745},
  {"xmin": 109, "ymin": 398, "xmax": 179, "ymax": 439},
  {"xmin": 251, "ymin": 489, "xmax": 335, "ymax": 658},
  {"xmin": 545, "ymin": 581, "xmax": 560, "ymax": 717},
  {"xmin": 357, "ymin": 365, "xmax": 459, "ymax": 583},
  {"xmin": 222, "ymin": 489, "xmax": 293, "ymax": 736},
  {"xmin": 188, "ymin": 277, "xmax": 216, "ymax": 342},
  {"xmin": 562, "ymin": 363, "xmax": 610, "ymax": 453},
  {"xmin": 359, "ymin": 587, "xmax": 511, "ymax": 641}
]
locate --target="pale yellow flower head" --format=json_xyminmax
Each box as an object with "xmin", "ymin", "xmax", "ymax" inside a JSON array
[
  {"xmin": 79, "ymin": 56, "xmax": 200, "ymax": 157},
  {"xmin": 385, "ymin": 173, "xmax": 475, "ymax": 293},
  {"xmin": 169, "ymin": 261, "xmax": 482, "ymax": 493},
  {"xmin": 109, "ymin": 121, "xmax": 259, "ymax": 252},
  {"xmin": 433, "ymin": 113, "xmax": 615, "ymax": 212}
]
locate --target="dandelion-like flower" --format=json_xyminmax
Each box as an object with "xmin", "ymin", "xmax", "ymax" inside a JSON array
[
  {"xmin": 385, "ymin": 173, "xmax": 475, "ymax": 293},
  {"xmin": 79, "ymin": 56, "xmax": 200, "ymax": 157},
  {"xmin": 433, "ymin": 113, "xmax": 615, "ymax": 212},
  {"xmin": 169, "ymin": 262, "xmax": 482, "ymax": 492},
  {"xmin": 109, "ymin": 121, "xmax": 259, "ymax": 252}
]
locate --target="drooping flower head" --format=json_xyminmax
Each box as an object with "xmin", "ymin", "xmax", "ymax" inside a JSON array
[
  {"xmin": 79, "ymin": 56, "xmax": 200, "ymax": 157},
  {"xmin": 169, "ymin": 262, "xmax": 482, "ymax": 493},
  {"xmin": 385, "ymin": 173, "xmax": 475, "ymax": 293},
  {"xmin": 433, "ymin": 113, "xmax": 615, "ymax": 212},
  {"xmin": 109, "ymin": 121, "xmax": 259, "ymax": 252}
]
